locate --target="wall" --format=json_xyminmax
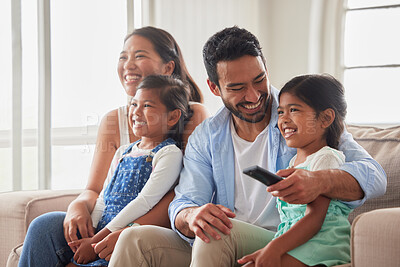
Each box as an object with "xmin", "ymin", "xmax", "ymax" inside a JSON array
[{"xmin": 147, "ymin": 0, "xmax": 314, "ymax": 114}]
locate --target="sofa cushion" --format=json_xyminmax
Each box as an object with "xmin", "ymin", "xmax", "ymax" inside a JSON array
[
  {"xmin": 351, "ymin": 207, "xmax": 400, "ymax": 267},
  {"xmin": 6, "ymin": 243, "xmax": 22, "ymax": 267},
  {"xmin": 0, "ymin": 189, "xmax": 81, "ymax": 267},
  {"xmin": 346, "ymin": 125, "xmax": 400, "ymax": 222}
]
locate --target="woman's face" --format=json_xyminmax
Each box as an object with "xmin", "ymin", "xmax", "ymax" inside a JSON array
[{"xmin": 118, "ymin": 35, "xmax": 174, "ymax": 96}]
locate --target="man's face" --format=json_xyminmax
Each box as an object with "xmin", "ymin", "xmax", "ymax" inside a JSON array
[{"xmin": 211, "ymin": 55, "xmax": 270, "ymax": 125}]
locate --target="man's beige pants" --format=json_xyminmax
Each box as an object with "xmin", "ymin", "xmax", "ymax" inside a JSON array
[{"xmin": 108, "ymin": 219, "xmax": 275, "ymax": 267}]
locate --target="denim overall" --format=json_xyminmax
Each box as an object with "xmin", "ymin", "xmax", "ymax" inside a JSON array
[{"xmin": 73, "ymin": 138, "xmax": 176, "ymax": 267}]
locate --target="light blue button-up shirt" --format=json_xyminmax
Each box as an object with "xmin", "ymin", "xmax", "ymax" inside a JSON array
[{"xmin": 169, "ymin": 86, "xmax": 387, "ymax": 245}]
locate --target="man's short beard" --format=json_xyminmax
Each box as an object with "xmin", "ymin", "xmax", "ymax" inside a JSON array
[
  {"xmin": 230, "ymin": 108, "xmax": 266, "ymax": 123},
  {"xmin": 223, "ymin": 94, "xmax": 270, "ymax": 124}
]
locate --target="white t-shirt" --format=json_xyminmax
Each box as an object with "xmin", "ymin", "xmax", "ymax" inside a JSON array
[
  {"xmin": 231, "ymin": 118, "xmax": 279, "ymax": 229},
  {"xmin": 91, "ymin": 142, "xmax": 182, "ymax": 232},
  {"xmin": 289, "ymin": 146, "xmax": 345, "ymax": 170}
]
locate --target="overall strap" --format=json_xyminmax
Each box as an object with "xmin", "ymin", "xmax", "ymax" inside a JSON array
[
  {"xmin": 151, "ymin": 138, "xmax": 176, "ymax": 153},
  {"xmin": 121, "ymin": 140, "xmax": 140, "ymax": 156},
  {"xmin": 144, "ymin": 138, "xmax": 176, "ymax": 162}
]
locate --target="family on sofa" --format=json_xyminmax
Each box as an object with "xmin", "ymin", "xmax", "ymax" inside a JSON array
[{"xmin": 18, "ymin": 26, "xmax": 386, "ymax": 267}]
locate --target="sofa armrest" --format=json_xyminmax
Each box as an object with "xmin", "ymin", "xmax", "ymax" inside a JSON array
[
  {"xmin": 351, "ymin": 207, "xmax": 400, "ymax": 267},
  {"xmin": 0, "ymin": 189, "xmax": 82, "ymax": 267}
]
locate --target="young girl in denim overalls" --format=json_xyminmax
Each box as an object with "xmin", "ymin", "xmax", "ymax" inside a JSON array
[
  {"xmin": 239, "ymin": 74, "xmax": 352, "ymax": 267},
  {"xmin": 68, "ymin": 75, "xmax": 192, "ymax": 266}
]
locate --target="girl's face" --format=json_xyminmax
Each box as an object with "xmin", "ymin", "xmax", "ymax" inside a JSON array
[
  {"xmin": 118, "ymin": 35, "xmax": 174, "ymax": 96},
  {"xmin": 277, "ymin": 92, "xmax": 327, "ymax": 154},
  {"xmin": 128, "ymin": 89, "xmax": 170, "ymax": 143}
]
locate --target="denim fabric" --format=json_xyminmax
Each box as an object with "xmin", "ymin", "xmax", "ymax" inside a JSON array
[
  {"xmin": 97, "ymin": 138, "xmax": 175, "ymax": 231},
  {"xmin": 18, "ymin": 211, "xmax": 73, "ymax": 267},
  {"xmin": 72, "ymin": 138, "xmax": 175, "ymax": 266}
]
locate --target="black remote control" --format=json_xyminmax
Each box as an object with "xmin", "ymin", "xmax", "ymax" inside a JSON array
[{"xmin": 243, "ymin": 165, "xmax": 283, "ymax": 186}]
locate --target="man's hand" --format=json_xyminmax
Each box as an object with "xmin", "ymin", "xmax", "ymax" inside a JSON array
[
  {"xmin": 267, "ymin": 168, "xmax": 326, "ymax": 204},
  {"xmin": 93, "ymin": 229, "xmax": 123, "ymax": 261},
  {"xmin": 176, "ymin": 204, "xmax": 236, "ymax": 243}
]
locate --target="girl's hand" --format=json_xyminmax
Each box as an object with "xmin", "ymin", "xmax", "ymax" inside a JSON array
[
  {"xmin": 63, "ymin": 200, "xmax": 95, "ymax": 251},
  {"xmin": 237, "ymin": 244, "xmax": 283, "ymax": 267},
  {"xmin": 93, "ymin": 229, "xmax": 124, "ymax": 261},
  {"xmin": 69, "ymin": 238, "xmax": 97, "ymax": 264}
]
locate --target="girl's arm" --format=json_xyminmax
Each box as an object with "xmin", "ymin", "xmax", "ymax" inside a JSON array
[
  {"xmin": 238, "ymin": 196, "xmax": 331, "ymax": 266},
  {"xmin": 269, "ymin": 196, "xmax": 330, "ymax": 254},
  {"xmin": 64, "ymin": 109, "xmax": 121, "ymax": 244},
  {"xmin": 120, "ymin": 103, "xmax": 209, "ymax": 227},
  {"xmin": 87, "ymin": 190, "xmax": 175, "ymax": 262},
  {"xmin": 66, "ymin": 103, "xmax": 208, "ymax": 244},
  {"xmin": 105, "ymin": 145, "xmax": 183, "ymax": 232}
]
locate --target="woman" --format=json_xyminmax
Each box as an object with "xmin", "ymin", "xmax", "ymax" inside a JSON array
[{"xmin": 19, "ymin": 26, "xmax": 209, "ymax": 267}]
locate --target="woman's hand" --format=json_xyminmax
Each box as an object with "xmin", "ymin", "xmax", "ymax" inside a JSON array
[
  {"xmin": 93, "ymin": 229, "xmax": 124, "ymax": 261},
  {"xmin": 63, "ymin": 199, "xmax": 95, "ymax": 251}
]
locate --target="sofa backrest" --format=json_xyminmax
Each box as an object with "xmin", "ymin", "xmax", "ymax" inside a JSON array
[{"xmin": 347, "ymin": 124, "xmax": 400, "ymax": 222}]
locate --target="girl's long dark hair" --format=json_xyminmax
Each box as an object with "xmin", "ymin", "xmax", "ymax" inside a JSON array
[
  {"xmin": 279, "ymin": 74, "xmax": 347, "ymax": 149},
  {"xmin": 126, "ymin": 26, "xmax": 203, "ymax": 103},
  {"xmin": 137, "ymin": 75, "xmax": 192, "ymax": 149}
]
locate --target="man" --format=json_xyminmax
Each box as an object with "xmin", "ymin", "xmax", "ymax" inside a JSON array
[{"xmin": 109, "ymin": 26, "xmax": 386, "ymax": 266}]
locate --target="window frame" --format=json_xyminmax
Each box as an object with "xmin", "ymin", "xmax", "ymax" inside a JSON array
[
  {"xmin": 310, "ymin": 0, "xmax": 400, "ymax": 125},
  {"xmin": 5, "ymin": 0, "xmax": 141, "ymax": 191}
]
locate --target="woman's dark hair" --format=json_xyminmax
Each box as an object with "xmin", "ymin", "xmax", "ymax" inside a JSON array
[
  {"xmin": 125, "ymin": 26, "xmax": 203, "ymax": 103},
  {"xmin": 203, "ymin": 26, "xmax": 266, "ymax": 87},
  {"xmin": 137, "ymin": 75, "xmax": 192, "ymax": 149},
  {"xmin": 279, "ymin": 74, "xmax": 347, "ymax": 149}
]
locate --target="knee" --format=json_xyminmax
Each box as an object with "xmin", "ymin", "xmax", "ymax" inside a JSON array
[
  {"xmin": 117, "ymin": 226, "xmax": 177, "ymax": 252},
  {"xmin": 118, "ymin": 225, "xmax": 158, "ymax": 246},
  {"xmin": 27, "ymin": 211, "xmax": 65, "ymax": 235},
  {"xmin": 113, "ymin": 226, "xmax": 160, "ymax": 258},
  {"xmin": 192, "ymin": 227, "xmax": 230, "ymax": 253}
]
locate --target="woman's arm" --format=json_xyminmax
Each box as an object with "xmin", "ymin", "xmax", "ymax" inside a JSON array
[
  {"xmin": 134, "ymin": 189, "xmax": 175, "ymax": 228},
  {"xmin": 183, "ymin": 102, "xmax": 210, "ymax": 146},
  {"xmin": 64, "ymin": 109, "xmax": 121, "ymax": 244},
  {"xmin": 89, "ymin": 191, "xmax": 175, "ymax": 261},
  {"xmin": 86, "ymin": 109, "xmax": 121, "ymax": 193},
  {"xmin": 238, "ymin": 196, "xmax": 331, "ymax": 266}
]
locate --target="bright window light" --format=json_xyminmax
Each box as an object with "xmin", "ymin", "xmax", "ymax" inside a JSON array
[{"xmin": 343, "ymin": 3, "xmax": 400, "ymax": 124}]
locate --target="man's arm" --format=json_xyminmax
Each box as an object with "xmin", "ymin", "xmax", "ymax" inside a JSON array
[
  {"xmin": 169, "ymin": 119, "xmax": 236, "ymax": 244},
  {"xmin": 269, "ymin": 168, "xmax": 363, "ymax": 204},
  {"xmin": 269, "ymin": 129, "xmax": 386, "ymax": 206}
]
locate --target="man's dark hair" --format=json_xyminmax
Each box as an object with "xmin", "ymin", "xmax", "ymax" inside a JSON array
[{"xmin": 202, "ymin": 26, "xmax": 266, "ymax": 87}]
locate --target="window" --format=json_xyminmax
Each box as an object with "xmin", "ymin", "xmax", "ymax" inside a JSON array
[
  {"xmin": 1, "ymin": 0, "xmax": 141, "ymax": 192},
  {"xmin": 343, "ymin": 0, "xmax": 400, "ymax": 124},
  {"xmin": 50, "ymin": 0, "xmax": 127, "ymax": 189},
  {"xmin": 0, "ymin": 0, "xmax": 12, "ymax": 191}
]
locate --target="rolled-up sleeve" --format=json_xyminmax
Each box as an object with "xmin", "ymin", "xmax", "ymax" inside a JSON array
[
  {"xmin": 339, "ymin": 128, "xmax": 387, "ymax": 209},
  {"xmin": 169, "ymin": 123, "xmax": 215, "ymax": 245}
]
